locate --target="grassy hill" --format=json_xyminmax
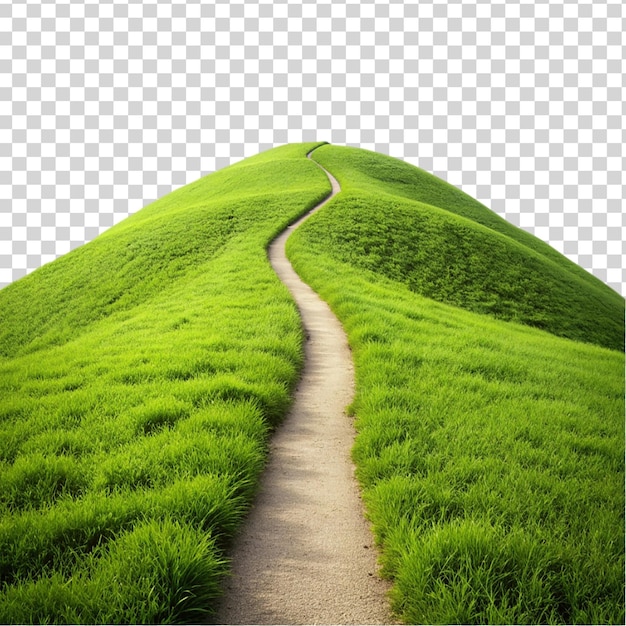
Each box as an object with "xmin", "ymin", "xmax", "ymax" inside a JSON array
[
  {"xmin": 287, "ymin": 145, "xmax": 624, "ymax": 624},
  {"xmin": 0, "ymin": 142, "xmax": 330, "ymax": 623},
  {"xmin": 302, "ymin": 145, "xmax": 624, "ymax": 352},
  {"xmin": 0, "ymin": 142, "xmax": 623, "ymax": 624}
]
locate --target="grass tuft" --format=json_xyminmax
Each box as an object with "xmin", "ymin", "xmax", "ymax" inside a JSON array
[{"xmin": 0, "ymin": 518, "xmax": 228, "ymax": 624}]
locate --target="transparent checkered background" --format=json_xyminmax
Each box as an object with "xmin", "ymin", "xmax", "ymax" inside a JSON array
[{"xmin": 2, "ymin": 0, "xmax": 625, "ymax": 294}]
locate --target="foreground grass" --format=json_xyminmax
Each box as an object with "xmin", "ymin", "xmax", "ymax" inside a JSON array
[
  {"xmin": 0, "ymin": 142, "xmax": 330, "ymax": 623},
  {"xmin": 287, "ymin": 147, "xmax": 625, "ymax": 624}
]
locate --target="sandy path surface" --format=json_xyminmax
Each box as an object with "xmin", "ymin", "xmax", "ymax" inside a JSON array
[{"xmin": 214, "ymin": 156, "xmax": 393, "ymax": 625}]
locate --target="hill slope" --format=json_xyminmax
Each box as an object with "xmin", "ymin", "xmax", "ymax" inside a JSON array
[
  {"xmin": 0, "ymin": 143, "xmax": 329, "ymax": 359},
  {"xmin": 307, "ymin": 145, "xmax": 624, "ymax": 351},
  {"xmin": 287, "ymin": 145, "xmax": 624, "ymax": 624},
  {"xmin": 0, "ymin": 142, "xmax": 330, "ymax": 623}
]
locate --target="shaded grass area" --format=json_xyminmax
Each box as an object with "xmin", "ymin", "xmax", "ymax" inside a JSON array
[
  {"xmin": 310, "ymin": 145, "xmax": 624, "ymax": 352},
  {"xmin": 0, "ymin": 142, "xmax": 330, "ymax": 623},
  {"xmin": 287, "ymin": 190, "xmax": 625, "ymax": 622}
]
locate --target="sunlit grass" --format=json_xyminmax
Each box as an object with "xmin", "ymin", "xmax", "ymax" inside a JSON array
[
  {"xmin": 287, "ymin": 145, "xmax": 625, "ymax": 624},
  {"xmin": 1, "ymin": 518, "xmax": 227, "ymax": 624},
  {"xmin": 309, "ymin": 145, "xmax": 624, "ymax": 352},
  {"xmin": 2, "ymin": 141, "xmax": 623, "ymax": 624},
  {"xmin": 0, "ymin": 142, "xmax": 330, "ymax": 623}
]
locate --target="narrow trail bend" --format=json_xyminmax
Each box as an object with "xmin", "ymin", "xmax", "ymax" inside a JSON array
[{"xmin": 214, "ymin": 153, "xmax": 393, "ymax": 625}]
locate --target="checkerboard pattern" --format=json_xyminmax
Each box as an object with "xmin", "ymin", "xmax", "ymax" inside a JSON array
[{"xmin": 2, "ymin": 0, "xmax": 624, "ymax": 293}]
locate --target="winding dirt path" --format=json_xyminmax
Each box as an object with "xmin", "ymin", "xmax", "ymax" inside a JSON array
[{"xmin": 214, "ymin": 154, "xmax": 393, "ymax": 624}]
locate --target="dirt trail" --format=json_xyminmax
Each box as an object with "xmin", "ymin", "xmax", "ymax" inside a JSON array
[{"xmin": 214, "ymin": 155, "xmax": 393, "ymax": 624}]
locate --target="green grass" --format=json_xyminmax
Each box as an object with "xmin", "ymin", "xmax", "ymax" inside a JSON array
[
  {"xmin": 286, "ymin": 145, "xmax": 625, "ymax": 624},
  {"xmin": 308, "ymin": 145, "xmax": 624, "ymax": 352},
  {"xmin": 1, "ymin": 141, "xmax": 624, "ymax": 624},
  {"xmin": 0, "ymin": 518, "xmax": 226, "ymax": 624},
  {"xmin": 0, "ymin": 141, "xmax": 330, "ymax": 623}
]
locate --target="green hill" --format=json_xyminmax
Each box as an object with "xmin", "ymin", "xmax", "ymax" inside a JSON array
[
  {"xmin": 0, "ymin": 142, "xmax": 623, "ymax": 624},
  {"xmin": 288, "ymin": 145, "xmax": 624, "ymax": 624},
  {"xmin": 302, "ymin": 145, "xmax": 624, "ymax": 351},
  {"xmin": 0, "ymin": 142, "xmax": 330, "ymax": 623}
]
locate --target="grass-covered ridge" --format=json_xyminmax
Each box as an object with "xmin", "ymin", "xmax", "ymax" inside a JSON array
[
  {"xmin": 309, "ymin": 145, "xmax": 624, "ymax": 352},
  {"xmin": 287, "ymin": 145, "xmax": 624, "ymax": 624},
  {"xmin": 0, "ymin": 142, "xmax": 330, "ymax": 623}
]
